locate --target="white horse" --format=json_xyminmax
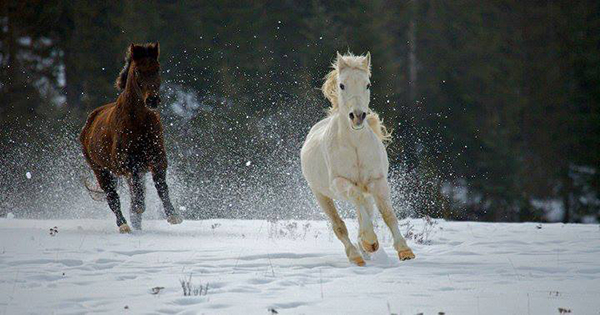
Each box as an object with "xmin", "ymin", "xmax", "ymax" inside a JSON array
[{"xmin": 301, "ymin": 52, "xmax": 415, "ymax": 266}]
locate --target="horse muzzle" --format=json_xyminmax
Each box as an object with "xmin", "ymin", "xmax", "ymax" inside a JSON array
[
  {"xmin": 145, "ymin": 95, "xmax": 161, "ymax": 108},
  {"xmin": 349, "ymin": 110, "xmax": 366, "ymax": 130}
]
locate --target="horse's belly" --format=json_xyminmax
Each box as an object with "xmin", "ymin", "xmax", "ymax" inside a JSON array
[
  {"xmin": 301, "ymin": 140, "xmax": 332, "ymax": 195},
  {"xmin": 87, "ymin": 137, "xmax": 152, "ymax": 175},
  {"xmin": 84, "ymin": 132, "xmax": 113, "ymax": 169}
]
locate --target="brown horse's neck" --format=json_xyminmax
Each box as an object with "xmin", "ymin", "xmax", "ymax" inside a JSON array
[{"xmin": 117, "ymin": 65, "xmax": 146, "ymax": 115}]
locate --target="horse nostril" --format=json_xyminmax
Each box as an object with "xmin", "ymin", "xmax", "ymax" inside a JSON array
[
  {"xmin": 349, "ymin": 113, "xmax": 355, "ymax": 120},
  {"xmin": 361, "ymin": 112, "xmax": 366, "ymax": 120},
  {"xmin": 146, "ymin": 96, "xmax": 160, "ymax": 106}
]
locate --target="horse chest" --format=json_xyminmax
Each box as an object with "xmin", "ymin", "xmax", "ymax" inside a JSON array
[
  {"xmin": 334, "ymin": 142, "xmax": 384, "ymax": 184},
  {"xmin": 113, "ymin": 128, "xmax": 159, "ymax": 169}
]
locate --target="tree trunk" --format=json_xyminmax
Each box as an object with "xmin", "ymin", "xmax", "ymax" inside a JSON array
[
  {"xmin": 404, "ymin": 0, "xmax": 419, "ymax": 172},
  {"xmin": 63, "ymin": 48, "xmax": 82, "ymax": 109},
  {"xmin": 1, "ymin": 2, "xmax": 19, "ymax": 117},
  {"xmin": 407, "ymin": 0, "xmax": 418, "ymax": 105},
  {"xmin": 562, "ymin": 174, "xmax": 572, "ymax": 223},
  {"xmin": 4, "ymin": 2, "xmax": 18, "ymax": 88}
]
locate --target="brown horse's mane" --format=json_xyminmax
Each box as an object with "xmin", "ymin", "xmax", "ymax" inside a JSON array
[{"xmin": 115, "ymin": 50, "xmax": 133, "ymax": 90}]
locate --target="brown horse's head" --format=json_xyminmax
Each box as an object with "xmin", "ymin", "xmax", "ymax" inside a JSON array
[{"xmin": 116, "ymin": 42, "xmax": 162, "ymax": 108}]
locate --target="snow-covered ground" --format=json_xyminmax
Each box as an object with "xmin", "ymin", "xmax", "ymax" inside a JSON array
[{"xmin": 0, "ymin": 218, "xmax": 599, "ymax": 314}]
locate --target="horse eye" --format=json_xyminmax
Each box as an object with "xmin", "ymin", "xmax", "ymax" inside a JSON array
[
  {"xmin": 366, "ymin": 83, "xmax": 371, "ymax": 90},
  {"xmin": 339, "ymin": 83, "xmax": 345, "ymax": 90}
]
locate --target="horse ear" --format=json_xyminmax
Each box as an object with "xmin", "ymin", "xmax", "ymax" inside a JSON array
[
  {"xmin": 128, "ymin": 44, "xmax": 135, "ymax": 58},
  {"xmin": 363, "ymin": 52, "xmax": 371, "ymax": 70},
  {"xmin": 130, "ymin": 44, "xmax": 146, "ymax": 60},
  {"xmin": 336, "ymin": 52, "xmax": 348, "ymax": 71},
  {"xmin": 149, "ymin": 42, "xmax": 160, "ymax": 59}
]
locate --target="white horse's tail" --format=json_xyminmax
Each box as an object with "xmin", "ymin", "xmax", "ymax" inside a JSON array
[{"xmin": 322, "ymin": 68, "xmax": 392, "ymax": 145}]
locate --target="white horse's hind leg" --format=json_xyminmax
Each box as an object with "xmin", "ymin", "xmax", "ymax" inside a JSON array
[
  {"xmin": 314, "ymin": 192, "xmax": 365, "ymax": 266},
  {"xmin": 368, "ymin": 179, "xmax": 415, "ymax": 261}
]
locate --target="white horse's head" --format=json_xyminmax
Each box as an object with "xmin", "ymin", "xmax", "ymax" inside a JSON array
[
  {"xmin": 334, "ymin": 52, "xmax": 371, "ymax": 130},
  {"xmin": 322, "ymin": 52, "xmax": 391, "ymax": 142}
]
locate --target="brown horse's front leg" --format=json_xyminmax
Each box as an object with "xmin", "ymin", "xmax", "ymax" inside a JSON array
[
  {"xmin": 95, "ymin": 169, "xmax": 130, "ymax": 233},
  {"xmin": 151, "ymin": 167, "xmax": 183, "ymax": 225}
]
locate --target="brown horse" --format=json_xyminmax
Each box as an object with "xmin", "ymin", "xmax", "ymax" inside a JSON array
[{"xmin": 80, "ymin": 42, "xmax": 183, "ymax": 233}]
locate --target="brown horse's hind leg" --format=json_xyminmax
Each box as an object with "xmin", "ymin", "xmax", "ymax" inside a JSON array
[
  {"xmin": 94, "ymin": 169, "xmax": 130, "ymax": 233},
  {"xmin": 151, "ymin": 167, "xmax": 183, "ymax": 225},
  {"xmin": 127, "ymin": 172, "xmax": 145, "ymax": 230}
]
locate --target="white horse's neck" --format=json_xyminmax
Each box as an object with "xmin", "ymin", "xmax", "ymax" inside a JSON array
[{"xmin": 330, "ymin": 111, "xmax": 372, "ymax": 147}]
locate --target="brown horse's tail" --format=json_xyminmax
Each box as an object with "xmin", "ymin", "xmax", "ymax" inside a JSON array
[{"xmin": 81, "ymin": 176, "xmax": 106, "ymax": 202}]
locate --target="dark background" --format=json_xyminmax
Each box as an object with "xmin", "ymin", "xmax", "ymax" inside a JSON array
[{"xmin": 1, "ymin": 1, "xmax": 598, "ymax": 223}]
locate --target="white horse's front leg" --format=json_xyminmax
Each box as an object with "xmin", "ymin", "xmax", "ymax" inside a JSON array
[
  {"xmin": 332, "ymin": 177, "xmax": 379, "ymax": 254},
  {"xmin": 368, "ymin": 178, "xmax": 415, "ymax": 261},
  {"xmin": 314, "ymin": 191, "xmax": 365, "ymax": 266},
  {"xmin": 356, "ymin": 199, "xmax": 379, "ymax": 255}
]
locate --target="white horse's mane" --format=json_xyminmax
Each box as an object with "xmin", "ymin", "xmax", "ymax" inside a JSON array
[{"xmin": 321, "ymin": 53, "xmax": 392, "ymax": 144}]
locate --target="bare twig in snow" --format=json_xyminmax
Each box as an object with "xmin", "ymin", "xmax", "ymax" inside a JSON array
[
  {"xmin": 507, "ymin": 258, "xmax": 521, "ymax": 281},
  {"xmin": 320, "ymin": 268, "xmax": 323, "ymax": 299},
  {"xmin": 78, "ymin": 234, "xmax": 87, "ymax": 251},
  {"xmin": 402, "ymin": 216, "xmax": 438, "ymax": 245},
  {"xmin": 267, "ymin": 252, "xmax": 275, "ymax": 277},
  {"xmin": 386, "ymin": 302, "xmax": 397, "ymax": 315},
  {"xmin": 180, "ymin": 274, "xmax": 209, "ymax": 296}
]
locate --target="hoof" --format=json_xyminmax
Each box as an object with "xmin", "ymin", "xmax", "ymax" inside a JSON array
[
  {"xmin": 350, "ymin": 255, "xmax": 366, "ymax": 266},
  {"xmin": 131, "ymin": 221, "xmax": 142, "ymax": 230},
  {"xmin": 167, "ymin": 214, "xmax": 183, "ymax": 225},
  {"xmin": 119, "ymin": 224, "xmax": 131, "ymax": 234},
  {"xmin": 398, "ymin": 248, "xmax": 416, "ymax": 261},
  {"xmin": 130, "ymin": 212, "xmax": 142, "ymax": 230},
  {"xmin": 346, "ymin": 246, "xmax": 366, "ymax": 266},
  {"xmin": 361, "ymin": 239, "xmax": 379, "ymax": 253}
]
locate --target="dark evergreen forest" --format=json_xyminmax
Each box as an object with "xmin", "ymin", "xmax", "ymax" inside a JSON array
[{"xmin": 1, "ymin": 1, "xmax": 598, "ymax": 222}]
